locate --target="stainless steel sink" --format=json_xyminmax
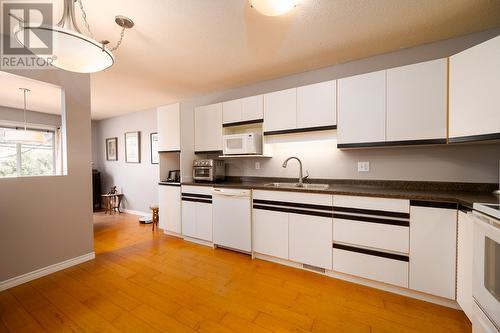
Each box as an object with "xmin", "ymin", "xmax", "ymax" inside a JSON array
[{"xmin": 264, "ymin": 182, "xmax": 330, "ymax": 190}]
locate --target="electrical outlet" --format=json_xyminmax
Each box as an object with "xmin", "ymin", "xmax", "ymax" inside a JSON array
[
  {"xmin": 255, "ymin": 162, "xmax": 261, "ymax": 170},
  {"xmin": 358, "ymin": 161, "xmax": 370, "ymax": 172}
]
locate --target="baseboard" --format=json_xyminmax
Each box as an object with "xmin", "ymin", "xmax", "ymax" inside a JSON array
[
  {"xmin": 183, "ymin": 236, "xmax": 214, "ymax": 248},
  {"xmin": 0, "ymin": 252, "xmax": 95, "ymax": 292},
  {"xmin": 164, "ymin": 230, "xmax": 183, "ymax": 238},
  {"xmin": 253, "ymin": 252, "xmax": 460, "ymax": 309},
  {"xmin": 123, "ymin": 209, "xmax": 151, "ymax": 216},
  {"xmin": 326, "ymin": 271, "xmax": 460, "ymax": 309}
]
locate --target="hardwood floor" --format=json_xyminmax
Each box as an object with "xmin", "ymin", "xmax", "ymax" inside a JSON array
[{"xmin": 0, "ymin": 212, "xmax": 471, "ymax": 333}]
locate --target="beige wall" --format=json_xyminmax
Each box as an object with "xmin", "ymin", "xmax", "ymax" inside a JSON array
[
  {"xmin": 0, "ymin": 69, "xmax": 93, "ymax": 282},
  {"xmin": 181, "ymin": 28, "xmax": 500, "ymax": 184},
  {"xmin": 0, "ymin": 106, "xmax": 61, "ymax": 127}
]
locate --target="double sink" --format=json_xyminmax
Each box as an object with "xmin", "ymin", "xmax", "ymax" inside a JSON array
[{"xmin": 264, "ymin": 182, "xmax": 330, "ymax": 190}]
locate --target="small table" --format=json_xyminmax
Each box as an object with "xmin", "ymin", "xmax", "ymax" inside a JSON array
[{"xmin": 101, "ymin": 193, "xmax": 124, "ymax": 214}]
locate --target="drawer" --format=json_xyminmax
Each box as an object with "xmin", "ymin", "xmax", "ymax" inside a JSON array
[
  {"xmin": 181, "ymin": 185, "xmax": 213, "ymax": 196},
  {"xmin": 253, "ymin": 190, "xmax": 333, "ymax": 206},
  {"xmin": 332, "ymin": 245, "xmax": 409, "ymax": 288},
  {"xmin": 334, "ymin": 195, "xmax": 409, "ymax": 214},
  {"xmin": 333, "ymin": 218, "xmax": 409, "ymax": 253}
]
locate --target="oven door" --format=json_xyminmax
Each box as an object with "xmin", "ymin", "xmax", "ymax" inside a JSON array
[
  {"xmin": 472, "ymin": 211, "xmax": 500, "ymax": 331},
  {"xmin": 193, "ymin": 167, "xmax": 213, "ymax": 181},
  {"xmin": 223, "ymin": 135, "xmax": 246, "ymax": 155}
]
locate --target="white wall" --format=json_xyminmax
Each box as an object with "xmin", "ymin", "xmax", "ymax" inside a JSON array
[
  {"xmin": 93, "ymin": 108, "xmax": 159, "ymax": 214},
  {"xmin": 225, "ymin": 131, "xmax": 499, "ymax": 183}
]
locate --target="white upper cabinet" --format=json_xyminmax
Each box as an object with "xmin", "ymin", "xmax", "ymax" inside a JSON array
[
  {"xmin": 222, "ymin": 99, "xmax": 241, "ymax": 124},
  {"xmin": 241, "ymin": 95, "xmax": 264, "ymax": 122},
  {"xmin": 337, "ymin": 70, "xmax": 386, "ymax": 146},
  {"xmin": 386, "ymin": 59, "xmax": 447, "ymax": 143},
  {"xmin": 296, "ymin": 80, "xmax": 336, "ymax": 129},
  {"xmin": 222, "ymin": 95, "xmax": 264, "ymax": 125},
  {"xmin": 157, "ymin": 103, "xmax": 180, "ymax": 151},
  {"xmin": 409, "ymin": 203, "xmax": 457, "ymax": 299},
  {"xmin": 263, "ymin": 88, "xmax": 297, "ymax": 133},
  {"xmin": 449, "ymin": 36, "xmax": 500, "ymax": 141},
  {"xmin": 194, "ymin": 103, "xmax": 223, "ymax": 152}
]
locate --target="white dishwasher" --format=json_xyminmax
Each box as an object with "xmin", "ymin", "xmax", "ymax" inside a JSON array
[{"xmin": 212, "ymin": 188, "xmax": 252, "ymax": 253}]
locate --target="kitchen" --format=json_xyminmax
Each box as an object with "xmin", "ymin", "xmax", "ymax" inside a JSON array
[
  {"xmin": 155, "ymin": 35, "xmax": 500, "ymax": 332},
  {"xmin": 1, "ymin": 1, "xmax": 499, "ymax": 332}
]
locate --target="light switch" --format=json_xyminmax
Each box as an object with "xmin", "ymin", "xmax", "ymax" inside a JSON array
[
  {"xmin": 255, "ymin": 162, "xmax": 261, "ymax": 170},
  {"xmin": 358, "ymin": 161, "xmax": 370, "ymax": 172}
]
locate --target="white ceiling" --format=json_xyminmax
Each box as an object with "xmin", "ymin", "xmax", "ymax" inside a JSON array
[
  {"xmin": 62, "ymin": 0, "xmax": 500, "ymax": 119},
  {"xmin": 0, "ymin": 72, "xmax": 62, "ymax": 114}
]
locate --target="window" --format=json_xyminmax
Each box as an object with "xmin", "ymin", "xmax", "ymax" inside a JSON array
[{"xmin": 0, "ymin": 127, "xmax": 56, "ymax": 177}]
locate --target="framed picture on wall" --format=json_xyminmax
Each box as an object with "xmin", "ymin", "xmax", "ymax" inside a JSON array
[
  {"xmin": 106, "ymin": 137, "xmax": 118, "ymax": 161},
  {"xmin": 125, "ymin": 131, "xmax": 140, "ymax": 163},
  {"xmin": 150, "ymin": 132, "xmax": 159, "ymax": 164}
]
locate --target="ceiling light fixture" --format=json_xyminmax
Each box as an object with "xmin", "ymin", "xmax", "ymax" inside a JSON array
[
  {"xmin": 4, "ymin": 88, "xmax": 45, "ymax": 145},
  {"xmin": 10, "ymin": 0, "xmax": 134, "ymax": 73},
  {"xmin": 249, "ymin": 0, "xmax": 296, "ymax": 16}
]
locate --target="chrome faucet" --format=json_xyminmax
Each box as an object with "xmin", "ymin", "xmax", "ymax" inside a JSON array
[{"xmin": 282, "ymin": 157, "xmax": 308, "ymax": 186}]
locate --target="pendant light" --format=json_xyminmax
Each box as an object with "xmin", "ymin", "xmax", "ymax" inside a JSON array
[
  {"xmin": 4, "ymin": 88, "xmax": 45, "ymax": 145},
  {"xmin": 11, "ymin": 0, "xmax": 134, "ymax": 73},
  {"xmin": 249, "ymin": 0, "xmax": 296, "ymax": 16}
]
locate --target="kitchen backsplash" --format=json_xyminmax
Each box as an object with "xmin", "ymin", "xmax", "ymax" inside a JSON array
[{"xmin": 224, "ymin": 131, "xmax": 500, "ymax": 183}]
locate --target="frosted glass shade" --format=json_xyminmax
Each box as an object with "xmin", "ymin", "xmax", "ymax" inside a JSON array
[
  {"xmin": 250, "ymin": 0, "xmax": 296, "ymax": 16},
  {"xmin": 14, "ymin": 24, "xmax": 114, "ymax": 73},
  {"xmin": 4, "ymin": 129, "xmax": 45, "ymax": 144}
]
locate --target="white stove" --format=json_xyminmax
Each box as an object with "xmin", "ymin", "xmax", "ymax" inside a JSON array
[
  {"xmin": 474, "ymin": 203, "xmax": 500, "ymax": 220},
  {"xmin": 471, "ymin": 203, "xmax": 499, "ymax": 333}
]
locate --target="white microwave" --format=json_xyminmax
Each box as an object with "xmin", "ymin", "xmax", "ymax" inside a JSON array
[{"xmin": 223, "ymin": 133, "xmax": 262, "ymax": 155}]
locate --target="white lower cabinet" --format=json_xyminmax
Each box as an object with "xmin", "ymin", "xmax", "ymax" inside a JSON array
[
  {"xmin": 181, "ymin": 186, "xmax": 213, "ymax": 242},
  {"xmin": 289, "ymin": 214, "xmax": 333, "ymax": 270},
  {"xmin": 181, "ymin": 200, "xmax": 197, "ymax": 238},
  {"xmin": 409, "ymin": 203, "xmax": 457, "ymax": 300},
  {"xmin": 333, "ymin": 219, "xmax": 409, "ymax": 253},
  {"xmin": 252, "ymin": 190, "xmax": 333, "ymax": 270},
  {"xmin": 332, "ymin": 247, "xmax": 409, "ymax": 288},
  {"xmin": 252, "ymin": 209, "xmax": 289, "ymax": 260},
  {"xmin": 195, "ymin": 202, "xmax": 213, "ymax": 242},
  {"xmin": 457, "ymin": 210, "xmax": 474, "ymax": 319},
  {"xmin": 159, "ymin": 185, "xmax": 181, "ymax": 234}
]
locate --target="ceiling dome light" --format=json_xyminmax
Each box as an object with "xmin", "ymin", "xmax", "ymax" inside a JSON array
[
  {"xmin": 11, "ymin": 0, "xmax": 133, "ymax": 73},
  {"xmin": 249, "ymin": 0, "xmax": 296, "ymax": 16},
  {"xmin": 4, "ymin": 88, "xmax": 45, "ymax": 145}
]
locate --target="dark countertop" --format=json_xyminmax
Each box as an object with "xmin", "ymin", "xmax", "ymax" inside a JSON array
[{"xmin": 180, "ymin": 177, "xmax": 500, "ymax": 209}]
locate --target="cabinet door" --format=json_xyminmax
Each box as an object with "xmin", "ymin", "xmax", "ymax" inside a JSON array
[
  {"xmin": 386, "ymin": 59, "xmax": 447, "ymax": 143},
  {"xmin": 252, "ymin": 208, "xmax": 289, "ymax": 259},
  {"xmin": 157, "ymin": 103, "xmax": 180, "ymax": 151},
  {"xmin": 241, "ymin": 95, "xmax": 263, "ymax": 122},
  {"xmin": 297, "ymin": 81, "xmax": 336, "ymax": 129},
  {"xmin": 289, "ymin": 214, "xmax": 332, "ymax": 270},
  {"xmin": 194, "ymin": 103, "xmax": 223, "ymax": 152},
  {"xmin": 338, "ymin": 71, "xmax": 386, "ymax": 145},
  {"xmin": 263, "ymin": 88, "xmax": 297, "ymax": 133},
  {"xmin": 222, "ymin": 99, "xmax": 241, "ymax": 124},
  {"xmin": 457, "ymin": 211, "xmax": 474, "ymax": 319},
  {"xmin": 181, "ymin": 200, "xmax": 197, "ymax": 239},
  {"xmin": 449, "ymin": 36, "xmax": 500, "ymax": 141},
  {"xmin": 195, "ymin": 202, "xmax": 213, "ymax": 241},
  {"xmin": 159, "ymin": 185, "xmax": 181, "ymax": 234},
  {"xmin": 409, "ymin": 205, "xmax": 457, "ymax": 299}
]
